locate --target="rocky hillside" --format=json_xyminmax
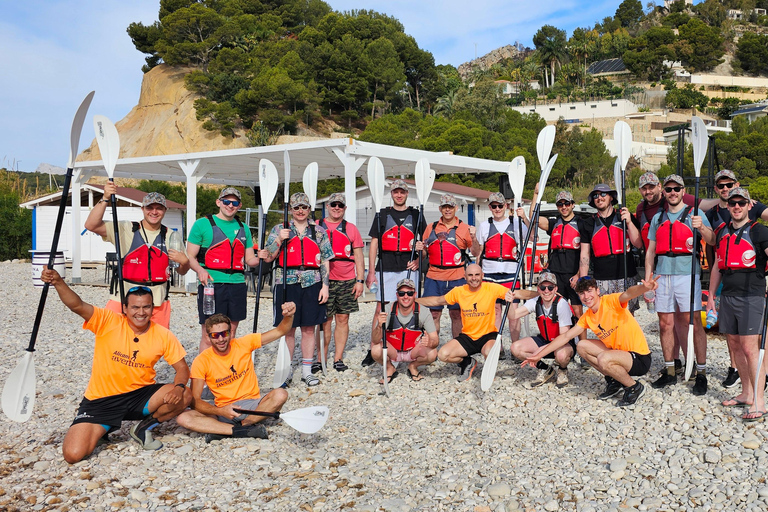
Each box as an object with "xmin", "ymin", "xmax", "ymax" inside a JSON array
[{"xmin": 457, "ymin": 45, "xmax": 525, "ymax": 79}]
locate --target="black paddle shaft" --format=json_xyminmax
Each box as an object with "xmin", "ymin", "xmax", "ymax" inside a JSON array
[
  {"xmin": 621, "ymin": 170, "xmax": 628, "ymax": 288},
  {"xmin": 233, "ymin": 408, "xmax": 280, "ymax": 419},
  {"xmin": 282, "ymin": 201, "xmax": 289, "ymax": 303},
  {"xmin": 252, "ymin": 211, "xmax": 269, "ymax": 333},
  {"xmin": 407, "ymin": 205, "xmax": 423, "ymax": 282},
  {"xmin": 517, "ymin": 206, "xmax": 526, "ymax": 290},
  {"xmin": 110, "ymin": 179, "xmax": 126, "ymax": 306},
  {"xmin": 376, "ymin": 211, "xmax": 388, "ymax": 351}
]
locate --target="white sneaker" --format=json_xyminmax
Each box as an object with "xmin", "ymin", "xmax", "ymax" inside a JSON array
[
  {"xmin": 531, "ymin": 365, "xmax": 555, "ymax": 388},
  {"xmin": 555, "ymin": 367, "xmax": 568, "ymax": 388}
]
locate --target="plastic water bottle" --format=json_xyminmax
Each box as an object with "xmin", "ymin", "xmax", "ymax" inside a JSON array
[
  {"xmin": 644, "ymin": 290, "xmax": 656, "ymax": 313},
  {"xmin": 369, "ymin": 280, "xmax": 379, "ymax": 296},
  {"xmin": 706, "ymin": 310, "xmax": 718, "ymax": 329},
  {"xmin": 203, "ymin": 282, "xmax": 215, "ymax": 315},
  {"xmin": 167, "ymin": 228, "xmax": 183, "ymax": 270}
]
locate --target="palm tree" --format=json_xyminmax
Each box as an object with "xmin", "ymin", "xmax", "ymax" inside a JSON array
[{"xmin": 434, "ymin": 90, "xmax": 458, "ymax": 118}]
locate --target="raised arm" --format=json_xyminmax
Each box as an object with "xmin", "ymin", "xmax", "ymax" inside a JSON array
[
  {"xmin": 260, "ymin": 302, "xmax": 297, "ymax": 344},
  {"xmin": 83, "ymin": 181, "xmax": 115, "ymax": 237},
  {"xmin": 620, "ymin": 276, "xmax": 659, "ymax": 305}
]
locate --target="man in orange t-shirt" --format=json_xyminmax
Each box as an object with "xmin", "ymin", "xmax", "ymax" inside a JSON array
[
  {"xmin": 41, "ymin": 269, "xmax": 191, "ymax": 464},
  {"xmin": 176, "ymin": 302, "xmax": 296, "ymax": 442},
  {"xmin": 418, "ymin": 263, "xmax": 514, "ymax": 382},
  {"xmin": 522, "ymin": 276, "xmax": 656, "ymax": 407}
]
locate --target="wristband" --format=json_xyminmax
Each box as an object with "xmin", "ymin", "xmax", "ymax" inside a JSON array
[
  {"xmin": 101, "ymin": 198, "xmax": 110, "ymax": 204},
  {"xmin": 175, "ymin": 383, "xmax": 186, "ymax": 389},
  {"xmin": 356, "ymin": 279, "xmax": 364, "ymax": 283}
]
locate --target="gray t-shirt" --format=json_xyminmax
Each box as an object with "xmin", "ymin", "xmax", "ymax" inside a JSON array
[
  {"xmin": 384, "ymin": 302, "xmax": 437, "ymax": 334},
  {"xmin": 648, "ymin": 207, "xmax": 711, "ymax": 275}
]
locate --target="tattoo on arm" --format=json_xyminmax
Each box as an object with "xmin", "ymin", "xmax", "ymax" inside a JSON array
[{"xmin": 320, "ymin": 264, "xmax": 330, "ymax": 287}]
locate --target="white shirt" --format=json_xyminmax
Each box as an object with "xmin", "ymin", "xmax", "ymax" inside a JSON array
[{"xmin": 477, "ymin": 216, "xmax": 528, "ymax": 275}]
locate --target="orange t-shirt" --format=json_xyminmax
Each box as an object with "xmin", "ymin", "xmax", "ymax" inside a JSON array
[
  {"xmin": 190, "ymin": 334, "xmax": 263, "ymax": 407},
  {"xmin": 444, "ymin": 282, "xmax": 508, "ymax": 339},
  {"xmin": 423, "ymin": 219, "xmax": 473, "ymax": 281},
  {"xmin": 82, "ymin": 307, "xmax": 187, "ymax": 400},
  {"xmin": 577, "ymin": 294, "xmax": 650, "ymax": 355}
]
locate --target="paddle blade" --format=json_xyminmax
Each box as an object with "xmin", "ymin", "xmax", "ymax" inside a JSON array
[
  {"xmin": 613, "ymin": 158, "xmax": 623, "ymax": 204},
  {"xmin": 93, "ymin": 115, "xmax": 120, "ymax": 178},
  {"xmin": 684, "ymin": 325, "xmax": 695, "ymax": 381},
  {"xmin": 303, "ymin": 162, "xmax": 319, "ymax": 209},
  {"xmin": 273, "ymin": 337, "xmax": 291, "ymax": 388},
  {"xmin": 415, "ymin": 158, "xmax": 435, "ymax": 204},
  {"xmin": 367, "ymin": 157, "xmax": 386, "ymax": 211},
  {"xmin": 691, "ymin": 116, "xmax": 708, "ymax": 177},
  {"xmin": 2, "ymin": 351, "xmax": 36, "ymax": 423},
  {"xmin": 508, "ymin": 156, "xmax": 526, "ymax": 205},
  {"xmin": 319, "ymin": 327, "xmax": 327, "ymax": 376},
  {"xmin": 480, "ymin": 336, "xmax": 502, "ymax": 392},
  {"xmin": 536, "ymin": 125, "xmax": 556, "ymax": 171},
  {"xmin": 283, "ymin": 150, "xmax": 291, "ymax": 199},
  {"xmin": 67, "ymin": 91, "xmax": 95, "ymax": 169},
  {"xmin": 754, "ymin": 350, "xmax": 765, "ymax": 411},
  {"xmin": 614, "ymin": 121, "xmax": 632, "ymax": 170},
  {"xmin": 380, "ymin": 343, "xmax": 391, "ymax": 397},
  {"xmin": 258, "ymin": 159, "xmax": 279, "ymax": 209},
  {"xmin": 534, "ymin": 154, "xmax": 558, "ymax": 206},
  {"xmin": 281, "ymin": 406, "xmax": 330, "ymax": 434}
]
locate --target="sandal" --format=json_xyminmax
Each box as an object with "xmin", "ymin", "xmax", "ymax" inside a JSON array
[
  {"xmin": 742, "ymin": 410, "xmax": 766, "ymax": 422},
  {"xmin": 722, "ymin": 397, "xmax": 751, "ymax": 408},
  {"xmin": 407, "ymin": 369, "xmax": 424, "ymax": 382},
  {"xmin": 379, "ymin": 371, "xmax": 398, "ymax": 385}
]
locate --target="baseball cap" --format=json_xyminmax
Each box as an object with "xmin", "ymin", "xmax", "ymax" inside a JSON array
[
  {"xmin": 142, "ymin": 192, "xmax": 166, "ymax": 208},
  {"xmin": 289, "ymin": 192, "xmax": 311, "ymax": 207},
  {"xmin": 639, "ymin": 172, "xmax": 660, "ymax": 188},
  {"xmin": 390, "ymin": 179, "xmax": 408, "ymax": 191},
  {"xmin": 555, "ymin": 191, "xmax": 574, "ymax": 203},
  {"xmin": 588, "ymin": 184, "xmax": 618, "ymax": 207},
  {"xmin": 219, "ymin": 187, "xmax": 242, "ymax": 200},
  {"xmin": 396, "ymin": 278, "xmax": 416, "ymax": 290},
  {"xmin": 714, "ymin": 169, "xmax": 737, "ymax": 182},
  {"xmin": 728, "ymin": 187, "xmax": 750, "ymax": 201},
  {"xmin": 328, "ymin": 192, "xmax": 346, "ymax": 206},
  {"xmin": 440, "ymin": 194, "xmax": 458, "ymax": 207},
  {"xmin": 488, "ymin": 192, "xmax": 506, "ymax": 205},
  {"xmin": 663, "ymin": 174, "xmax": 685, "ymax": 187},
  {"xmin": 538, "ymin": 271, "xmax": 557, "ymax": 286}
]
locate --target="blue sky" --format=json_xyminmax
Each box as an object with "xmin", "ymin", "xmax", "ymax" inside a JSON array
[{"xmin": 2, "ymin": 0, "xmax": 632, "ymax": 173}]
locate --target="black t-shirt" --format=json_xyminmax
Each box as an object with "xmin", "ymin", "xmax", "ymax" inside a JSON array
[
  {"xmin": 706, "ymin": 202, "xmax": 767, "ymax": 232},
  {"xmin": 369, "ymin": 207, "xmax": 426, "ymax": 272},
  {"xmin": 579, "ymin": 211, "xmax": 641, "ymax": 280},
  {"xmin": 719, "ymin": 222, "xmax": 768, "ymax": 297},
  {"xmin": 545, "ymin": 216, "xmax": 583, "ymax": 275}
]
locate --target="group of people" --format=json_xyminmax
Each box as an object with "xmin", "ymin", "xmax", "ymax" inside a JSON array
[{"xmin": 42, "ymin": 166, "xmax": 768, "ymax": 463}]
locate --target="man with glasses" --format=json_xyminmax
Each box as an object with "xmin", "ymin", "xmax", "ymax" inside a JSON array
[
  {"xmin": 187, "ymin": 187, "xmax": 260, "ymax": 352},
  {"xmin": 579, "ymin": 184, "xmax": 643, "ymax": 314},
  {"xmin": 315, "ymin": 193, "xmax": 365, "ymax": 372},
  {"xmin": 645, "ymin": 175, "xmax": 714, "ymax": 396},
  {"xmin": 708, "ymin": 188, "xmax": 768, "ymax": 421},
  {"xmin": 84, "ymin": 183, "xmax": 190, "ymax": 329},
  {"xmin": 175, "ymin": 302, "xmax": 296, "ymax": 442},
  {"xmin": 259, "ymin": 193, "xmax": 334, "ymax": 387},
  {"xmin": 40, "ymin": 270, "xmax": 191, "ymax": 462},
  {"xmin": 372, "ymin": 279, "xmax": 438, "ymax": 382},
  {"xmin": 421, "ymin": 194, "xmax": 474, "ymax": 339}
]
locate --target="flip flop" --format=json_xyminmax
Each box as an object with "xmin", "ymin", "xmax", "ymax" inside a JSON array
[
  {"xmin": 379, "ymin": 371, "xmax": 398, "ymax": 385},
  {"xmin": 407, "ymin": 369, "xmax": 424, "ymax": 382},
  {"xmin": 742, "ymin": 410, "xmax": 766, "ymax": 422},
  {"xmin": 722, "ymin": 398, "xmax": 751, "ymax": 408}
]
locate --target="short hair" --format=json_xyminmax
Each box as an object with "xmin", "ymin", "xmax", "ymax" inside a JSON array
[
  {"xmin": 123, "ymin": 286, "xmax": 152, "ymax": 306},
  {"xmin": 204, "ymin": 313, "xmax": 231, "ymax": 333},
  {"xmin": 574, "ymin": 276, "xmax": 598, "ymax": 294}
]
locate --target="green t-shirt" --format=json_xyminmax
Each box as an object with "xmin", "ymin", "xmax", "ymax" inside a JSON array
[{"xmin": 189, "ymin": 215, "xmax": 254, "ymax": 284}]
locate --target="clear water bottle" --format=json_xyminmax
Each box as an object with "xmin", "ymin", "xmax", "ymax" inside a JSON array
[
  {"xmin": 706, "ymin": 310, "xmax": 718, "ymax": 329},
  {"xmin": 203, "ymin": 281, "xmax": 215, "ymax": 315},
  {"xmin": 167, "ymin": 228, "xmax": 183, "ymax": 270},
  {"xmin": 644, "ymin": 290, "xmax": 656, "ymax": 313},
  {"xmin": 369, "ymin": 280, "xmax": 379, "ymax": 296}
]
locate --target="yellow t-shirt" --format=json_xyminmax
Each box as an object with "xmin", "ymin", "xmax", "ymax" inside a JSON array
[
  {"xmin": 444, "ymin": 282, "xmax": 509, "ymax": 340},
  {"xmin": 577, "ymin": 293, "xmax": 650, "ymax": 355},
  {"xmin": 190, "ymin": 334, "xmax": 263, "ymax": 407},
  {"xmin": 83, "ymin": 307, "xmax": 187, "ymax": 400}
]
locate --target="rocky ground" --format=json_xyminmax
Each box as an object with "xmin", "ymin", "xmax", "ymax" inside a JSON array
[{"xmin": 1, "ymin": 261, "xmax": 767, "ymax": 511}]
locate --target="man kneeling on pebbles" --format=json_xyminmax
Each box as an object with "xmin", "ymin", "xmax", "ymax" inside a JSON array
[{"xmin": 176, "ymin": 302, "xmax": 296, "ymax": 443}]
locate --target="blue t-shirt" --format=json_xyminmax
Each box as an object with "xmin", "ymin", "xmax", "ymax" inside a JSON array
[{"xmin": 648, "ymin": 206, "xmax": 711, "ymax": 275}]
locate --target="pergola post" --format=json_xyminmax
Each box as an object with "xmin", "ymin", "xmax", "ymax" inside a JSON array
[
  {"xmin": 180, "ymin": 159, "xmax": 204, "ymax": 291},
  {"xmin": 70, "ymin": 169, "xmax": 94, "ymax": 283},
  {"xmin": 333, "ymin": 143, "xmax": 366, "ymax": 224}
]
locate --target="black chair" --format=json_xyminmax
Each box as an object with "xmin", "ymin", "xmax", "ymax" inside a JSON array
[{"xmin": 105, "ymin": 252, "xmax": 118, "ymax": 285}]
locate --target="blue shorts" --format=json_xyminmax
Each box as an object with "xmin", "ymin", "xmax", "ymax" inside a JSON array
[{"xmin": 423, "ymin": 277, "xmax": 465, "ymax": 310}]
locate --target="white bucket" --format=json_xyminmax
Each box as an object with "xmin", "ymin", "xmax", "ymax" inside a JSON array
[{"xmin": 31, "ymin": 251, "xmax": 66, "ymax": 287}]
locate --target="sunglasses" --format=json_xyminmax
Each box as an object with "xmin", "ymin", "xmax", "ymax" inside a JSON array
[
  {"xmin": 292, "ymin": 205, "xmax": 309, "ymax": 211},
  {"xmin": 397, "ymin": 290, "xmax": 415, "ymax": 297},
  {"xmin": 728, "ymin": 199, "xmax": 748, "ymax": 207},
  {"xmin": 208, "ymin": 330, "xmax": 230, "ymax": 339},
  {"xmin": 556, "ymin": 201, "xmax": 573, "ymax": 207},
  {"xmin": 490, "ymin": 203, "xmax": 505, "ymax": 209},
  {"xmin": 127, "ymin": 285, "xmax": 152, "ymax": 294},
  {"xmin": 329, "ymin": 202, "xmax": 345, "ymax": 208},
  {"xmin": 716, "ymin": 182, "xmax": 736, "ymax": 190},
  {"xmin": 591, "ymin": 192, "xmax": 609, "ymax": 199},
  {"xmin": 664, "ymin": 186, "xmax": 683, "ymax": 193},
  {"xmin": 539, "ymin": 285, "xmax": 555, "ymax": 291},
  {"xmin": 220, "ymin": 199, "xmax": 241, "ymax": 207}
]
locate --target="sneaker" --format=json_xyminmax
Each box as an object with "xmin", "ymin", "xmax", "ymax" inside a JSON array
[
  {"xmin": 722, "ymin": 367, "xmax": 740, "ymax": 389},
  {"xmin": 205, "ymin": 433, "xmax": 229, "ymax": 443},
  {"xmin": 531, "ymin": 365, "xmax": 555, "ymax": 388},
  {"xmin": 280, "ymin": 364, "xmax": 296, "ymax": 389},
  {"xmin": 361, "ymin": 350, "xmax": 375, "ymax": 367},
  {"xmin": 457, "ymin": 357, "xmax": 477, "ymax": 382},
  {"xmin": 692, "ymin": 373, "xmax": 708, "ymax": 396},
  {"xmin": 555, "ymin": 367, "xmax": 569, "ymax": 388},
  {"xmin": 232, "ymin": 424, "xmax": 268, "ymax": 440},
  {"xmin": 310, "ymin": 362, "xmax": 322, "ymax": 374},
  {"xmin": 598, "ymin": 377, "xmax": 624, "ymax": 400},
  {"xmin": 129, "ymin": 420, "xmax": 163, "ymax": 451},
  {"xmin": 302, "ymin": 374, "xmax": 320, "ymax": 387},
  {"xmin": 651, "ymin": 372, "xmax": 677, "ymax": 389},
  {"xmin": 617, "ymin": 381, "xmax": 646, "ymax": 407},
  {"xmin": 333, "ymin": 359, "xmax": 349, "ymax": 372},
  {"xmin": 674, "ymin": 359, "xmax": 683, "ymax": 375}
]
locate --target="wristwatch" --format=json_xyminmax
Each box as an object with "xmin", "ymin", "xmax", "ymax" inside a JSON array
[
  {"xmin": 356, "ymin": 279, "xmax": 364, "ymax": 283},
  {"xmin": 100, "ymin": 198, "xmax": 110, "ymax": 204},
  {"xmin": 175, "ymin": 383, "xmax": 186, "ymax": 389}
]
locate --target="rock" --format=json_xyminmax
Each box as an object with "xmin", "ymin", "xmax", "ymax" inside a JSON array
[
  {"xmin": 544, "ymin": 499, "xmax": 559, "ymax": 511},
  {"xmin": 744, "ymin": 440, "xmax": 761, "ymax": 450},
  {"xmin": 609, "ymin": 458, "xmax": 627, "ymax": 472},
  {"xmin": 487, "ymin": 483, "xmax": 511, "ymax": 497},
  {"xmin": 174, "ymin": 445, "xmax": 194, "ymax": 456},
  {"xmin": 33, "ymin": 461, "xmax": 50, "ymax": 471},
  {"xmin": 349, "ymin": 389, "xmax": 365, "ymax": 397},
  {"xmin": 705, "ymin": 449, "xmax": 722, "ymax": 463}
]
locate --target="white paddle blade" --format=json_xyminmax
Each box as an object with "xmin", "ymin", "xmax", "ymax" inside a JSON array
[
  {"xmin": 613, "ymin": 121, "xmax": 632, "ymax": 170},
  {"xmin": 691, "ymin": 116, "xmax": 708, "ymax": 177},
  {"xmin": 303, "ymin": 162, "xmax": 319, "ymax": 208},
  {"xmin": 534, "ymin": 154, "xmax": 558, "ymax": 206},
  {"xmin": 381, "ymin": 343, "xmax": 391, "ymax": 397},
  {"xmin": 283, "ymin": 150, "xmax": 291, "ymax": 198},
  {"xmin": 367, "ymin": 157, "xmax": 386, "ymax": 211},
  {"xmin": 613, "ymin": 158, "xmax": 623, "ymax": 204},
  {"xmin": 754, "ymin": 350, "xmax": 765, "ymax": 412},
  {"xmin": 319, "ymin": 327, "xmax": 327, "ymax": 376},
  {"xmin": 258, "ymin": 159, "xmax": 279, "ymax": 208},
  {"xmin": 273, "ymin": 337, "xmax": 291, "ymax": 388},
  {"xmin": 93, "ymin": 115, "xmax": 120, "ymax": 178},
  {"xmin": 67, "ymin": 91, "xmax": 95, "ymax": 169},
  {"xmin": 536, "ymin": 125, "xmax": 556, "ymax": 171},
  {"xmin": 2, "ymin": 351, "xmax": 36, "ymax": 423},
  {"xmin": 508, "ymin": 156, "xmax": 526, "ymax": 205},
  {"xmin": 415, "ymin": 158, "xmax": 435, "ymax": 204},
  {"xmin": 684, "ymin": 325, "xmax": 695, "ymax": 381},
  {"xmin": 480, "ymin": 336, "xmax": 502, "ymax": 392},
  {"xmin": 281, "ymin": 406, "xmax": 330, "ymax": 434}
]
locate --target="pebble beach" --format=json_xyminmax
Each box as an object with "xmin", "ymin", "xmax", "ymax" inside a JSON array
[{"xmin": 1, "ymin": 260, "xmax": 767, "ymax": 512}]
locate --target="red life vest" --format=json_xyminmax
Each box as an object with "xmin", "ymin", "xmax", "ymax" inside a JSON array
[
  {"xmin": 319, "ymin": 219, "xmax": 354, "ymax": 261},
  {"xmin": 549, "ymin": 217, "xmax": 581, "ymax": 252},
  {"xmin": 637, "ymin": 202, "xmax": 655, "ymax": 250},
  {"xmin": 197, "ymin": 215, "xmax": 247, "ymax": 273},
  {"xmin": 716, "ymin": 221, "xmax": 759, "ymax": 272},
  {"xmin": 122, "ymin": 222, "xmax": 169, "ymax": 285},
  {"xmin": 278, "ymin": 224, "xmax": 322, "ymax": 269},
  {"xmin": 385, "ymin": 303, "xmax": 423, "ymax": 352},
  {"xmin": 655, "ymin": 207, "xmax": 695, "ymax": 256},
  {"xmin": 380, "ymin": 208, "xmax": 417, "ymax": 252},
  {"xmin": 482, "ymin": 217, "xmax": 519, "ymax": 262},
  {"xmin": 534, "ymin": 295, "xmax": 577, "ymax": 343},
  {"xmin": 591, "ymin": 213, "xmax": 626, "ymax": 258},
  {"xmin": 426, "ymin": 220, "xmax": 466, "ymax": 269}
]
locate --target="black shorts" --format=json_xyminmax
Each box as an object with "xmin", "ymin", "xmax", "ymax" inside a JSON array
[
  {"xmin": 553, "ymin": 272, "xmax": 581, "ymax": 306},
  {"xmin": 326, "ymin": 279, "xmax": 359, "ymax": 316},
  {"xmin": 719, "ymin": 295, "xmax": 764, "ymax": 336},
  {"xmin": 274, "ymin": 282, "xmax": 327, "ymax": 328},
  {"xmin": 72, "ymin": 383, "xmax": 165, "ymax": 429},
  {"xmin": 532, "ymin": 335, "xmax": 576, "ymax": 357},
  {"xmin": 456, "ymin": 331, "xmax": 498, "ymax": 357},
  {"xmin": 628, "ymin": 352, "xmax": 652, "ymax": 377},
  {"xmin": 197, "ymin": 282, "xmax": 247, "ymax": 324}
]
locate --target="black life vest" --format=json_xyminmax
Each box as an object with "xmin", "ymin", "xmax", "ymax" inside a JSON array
[
  {"xmin": 122, "ymin": 222, "xmax": 169, "ymax": 285},
  {"xmin": 425, "ymin": 220, "xmax": 467, "ymax": 269},
  {"xmin": 482, "ymin": 217, "xmax": 519, "ymax": 262},
  {"xmin": 278, "ymin": 224, "xmax": 322, "ymax": 269},
  {"xmin": 319, "ymin": 219, "xmax": 354, "ymax": 261},
  {"xmin": 655, "ymin": 207, "xmax": 695, "ymax": 256},
  {"xmin": 385, "ymin": 303, "xmax": 423, "ymax": 352}
]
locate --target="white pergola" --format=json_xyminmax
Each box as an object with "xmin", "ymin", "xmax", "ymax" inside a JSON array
[{"xmin": 73, "ymin": 138, "xmax": 512, "ymax": 287}]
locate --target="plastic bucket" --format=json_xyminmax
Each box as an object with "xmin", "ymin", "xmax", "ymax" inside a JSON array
[{"xmin": 31, "ymin": 251, "xmax": 66, "ymax": 287}]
